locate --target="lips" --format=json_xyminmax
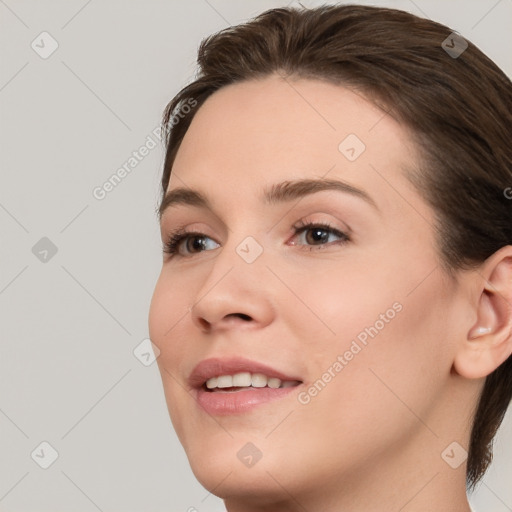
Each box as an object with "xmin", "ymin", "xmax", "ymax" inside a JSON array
[
  {"xmin": 188, "ymin": 357, "xmax": 302, "ymax": 389},
  {"xmin": 188, "ymin": 357, "xmax": 303, "ymax": 415}
]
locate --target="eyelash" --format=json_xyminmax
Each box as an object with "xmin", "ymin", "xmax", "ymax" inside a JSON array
[{"xmin": 162, "ymin": 220, "xmax": 350, "ymax": 258}]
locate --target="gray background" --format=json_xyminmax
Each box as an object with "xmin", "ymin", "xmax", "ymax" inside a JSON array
[{"xmin": 0, "ymin": 1, "xmax": 511, "ymax": 511}]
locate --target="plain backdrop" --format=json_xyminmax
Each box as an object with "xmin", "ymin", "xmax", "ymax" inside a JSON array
[{"xmin": 0, "ymin": 1, "xmax": 511, "ymax": 511}]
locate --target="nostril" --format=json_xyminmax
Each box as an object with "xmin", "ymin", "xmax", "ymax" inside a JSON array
[
  {"xmin": 231, "ymin": 313, "xmax": 251, "ymax": 321},
  {"xmin": 198, "ymin": 318, "xmax": 210, "ymax": 330}
]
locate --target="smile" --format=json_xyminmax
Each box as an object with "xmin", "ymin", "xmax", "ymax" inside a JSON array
[
  {"xmin": 189, "ymin": 357, "xmax": 303, "ymax": 415},
  {"xmin": 205, "ymin": 372, "xmax": 301, "ymax": 391}
]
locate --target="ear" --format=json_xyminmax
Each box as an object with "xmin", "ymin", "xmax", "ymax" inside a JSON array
[{"xmin": 453, "ymin": 246, "xmax": 512, "ymax": 379}]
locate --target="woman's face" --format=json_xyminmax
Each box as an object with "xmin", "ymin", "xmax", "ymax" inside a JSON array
[{"xmin": 149, "ymin": 75, "xmax": 473, "ymax": 506}]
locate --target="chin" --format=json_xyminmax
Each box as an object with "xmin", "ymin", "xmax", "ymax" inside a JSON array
[
  {"xmin": 182, "ymin": 434, "xmax": 306, "ymax": 501},
  {"xmin": 190, "ymin": 457, "xmax": 300, "ymax": 506}
]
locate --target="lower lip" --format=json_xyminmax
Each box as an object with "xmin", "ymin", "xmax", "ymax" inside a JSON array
[{"xmin": 196, "ymin": 386, "xmax": 300, "ymax": 415}]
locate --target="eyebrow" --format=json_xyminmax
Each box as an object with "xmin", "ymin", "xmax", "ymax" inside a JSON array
[{"xmin": 158, "ymin": 177, "xmax": 379, "ymax": 220}]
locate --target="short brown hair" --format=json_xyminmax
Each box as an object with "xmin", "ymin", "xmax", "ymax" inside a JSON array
[{"xmin": 158, "ymin": 4, "xmax": 512, "ymax": 488}]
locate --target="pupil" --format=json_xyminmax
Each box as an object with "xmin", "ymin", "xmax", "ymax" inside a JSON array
[
  {"xmin": 191, "ymin": 237, "xmax": 206, "ymax": 251},
  {"xmin": 309, "ymin": 228, "xmax": 328, "ymax": 244}
]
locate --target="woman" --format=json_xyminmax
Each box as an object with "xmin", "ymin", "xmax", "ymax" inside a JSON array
[{"xmin": 148, "ymin": 5, "xmax": 512, "ymax": 511}]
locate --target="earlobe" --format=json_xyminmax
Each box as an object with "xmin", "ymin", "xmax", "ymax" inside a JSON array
[{"xmin": 453, "ymin": 248, "xmax": 512, "ymax": 380}]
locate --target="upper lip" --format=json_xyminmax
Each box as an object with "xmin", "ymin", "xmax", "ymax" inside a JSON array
[{"xmin": 188, "ymin": 357, "xmax": 303, "ymax": 389}]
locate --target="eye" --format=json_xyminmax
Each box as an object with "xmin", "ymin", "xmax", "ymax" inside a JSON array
[
  {"xmin": 163, "ymin": 228, "xmax": 219, "ymax": 258},
  {"xmin": 290, "ymin": 220, "xmax": 350, "ymax": 250},
  {"xmin": 162, "ymin": 220, "xmax": 350, "ymax": 259}
]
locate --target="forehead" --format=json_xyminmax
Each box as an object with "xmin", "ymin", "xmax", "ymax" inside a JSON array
[{"xmin": 168, "ymin": 75, "xmax": 423, "ymax": 216}]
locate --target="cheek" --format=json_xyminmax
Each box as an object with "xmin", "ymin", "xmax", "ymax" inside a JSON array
[
  {"xmin": 148, "ymin": 272, "xmax": 191, "ymax": 346},
  {"xmin": 148, "ymin": 274, "xmax": 192, "ymax": 397},
  {"xmin": 289, "ymin": 259, "xmax": 454, "ymax": 435},
  {"xmin": 149, "ymin": 275, "xmax": 196, "ymax": 445},
  {"xmin": 282, "ymin": 256, "xmax": 403, "ymax": 361}
]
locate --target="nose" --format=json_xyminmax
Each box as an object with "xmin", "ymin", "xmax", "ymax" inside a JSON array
[{"xmin": 189, "ymin": 238, "xmax": 275, "ymax": 334}]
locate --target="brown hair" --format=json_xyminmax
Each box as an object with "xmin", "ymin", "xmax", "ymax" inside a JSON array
[{"xmin": 158, "ymin": 4, "xmax": 512, "ymax": 488}]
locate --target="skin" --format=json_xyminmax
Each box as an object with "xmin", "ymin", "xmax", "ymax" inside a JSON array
[{"xmin": 148, "ymin": 75, "xmax": 512, "ymax": 511}]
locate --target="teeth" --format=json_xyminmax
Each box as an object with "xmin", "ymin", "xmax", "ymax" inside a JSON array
[
  {"xmin": 206, "ymin": 377, "xmax": 218, "ymax": 389},
  {"xmin": 267, "ymin": 377, "xmax": 281, "ymax": 389},
  {"xmin": 205, "ymin": 372, "xmax": 300, "ymax": 390},
  {"xmin": 233, "ymin": 372, "xmax": 251, "ymax": 387},
  {"xmin": 216, "ymin": 375, "xmax": 233, "ymax": 388},
  {"xmin": 251, "ymin": 373, "xmax": 268, "ymax": 388}
]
